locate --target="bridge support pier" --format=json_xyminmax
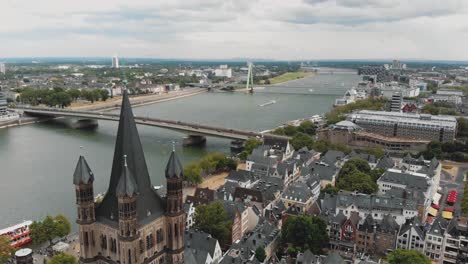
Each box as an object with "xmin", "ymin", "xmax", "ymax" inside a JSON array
[
  {"xmin": 71, "ymin": 119, "xmax": 98, "ymax": 129},
  {"xmin": 183, "ymin": 135, "xmax": 206, "ymax": 147}
]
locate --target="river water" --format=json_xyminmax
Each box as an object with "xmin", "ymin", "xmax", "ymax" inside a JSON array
[{"xmin": 0, "ymin": 70, "xmax": 360, "ymax": 228}]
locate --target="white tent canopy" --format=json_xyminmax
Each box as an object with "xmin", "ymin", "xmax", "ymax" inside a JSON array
[
  {"xmin": 433, "ymin": 192, "xmax": 442, "ymax": 205},
  {"xmin": 52, "ymin": 241, "xmax": 70, "ymax": 252}
]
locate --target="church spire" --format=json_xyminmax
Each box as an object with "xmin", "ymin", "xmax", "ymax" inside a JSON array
[
  {"xmin": 116, "ymin": 155, "xmax": 138, "ymax": 197},
  {"xmin": 165, "ymin": 145, "xmax": 183, "ymax": 179},
  {"xmin": 96, "ymin": 89, "xmax": 164, "ymax": 223},
  {"xmin": 73, "ymin": 155, "xmax": 94, "ymax": 185}
]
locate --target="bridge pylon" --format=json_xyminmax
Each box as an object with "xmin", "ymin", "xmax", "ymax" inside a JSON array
[{"xmin": 245, "ymin": 62, "xmax": 254, "ymax": 94}]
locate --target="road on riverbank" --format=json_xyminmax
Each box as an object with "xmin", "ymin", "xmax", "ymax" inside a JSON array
[{"xmin": 0, "ymin": 88, "xmax": 207, "ymax": 129}]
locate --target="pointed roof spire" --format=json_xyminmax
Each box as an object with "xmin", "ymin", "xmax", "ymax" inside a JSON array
[
  {"xmin": 96, "ymin": 89, "xmax": 165, "ymax": 222},
  {"xmin": 165, "ymin": 146, "xmax": 183, "ymax": 179},
  {"xmin": 73, "ymin": 155, "xmax": 94, "ymax": 185},
  {"xmin": 116, "ymin": 155, "xmax": 138, "ymax": 197}
]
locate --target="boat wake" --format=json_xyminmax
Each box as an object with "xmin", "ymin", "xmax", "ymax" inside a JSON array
[{"xmin": 259, "ymin": 100, "xmax": 277, "ymax": 107}]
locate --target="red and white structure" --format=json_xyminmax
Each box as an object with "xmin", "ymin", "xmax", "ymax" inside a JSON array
[{"xmin": 0, "ymin": 220, "xmax": 33, "ymax": 247}]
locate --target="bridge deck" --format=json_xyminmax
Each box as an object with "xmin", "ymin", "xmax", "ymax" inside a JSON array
[{"xmin": 21, "ymin": 107, "xmax": 290, "ymax": 141}]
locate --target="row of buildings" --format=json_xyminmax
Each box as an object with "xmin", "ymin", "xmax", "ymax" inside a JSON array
[
  {"xmin": 68, "ymin": 90, "xmax": 465, "ymax": 263},
  {"xmin": 180, "ymin": 124, "xmax": 465, "ymax": 264}
]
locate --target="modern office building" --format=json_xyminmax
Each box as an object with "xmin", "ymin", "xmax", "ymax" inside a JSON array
[
  {"xmin": 0, "ymin": 87, "xmax": 8, "ymax": 114},
  {"xmin": 0, "ymin": 63, "xmax": 5, "ymax": 74},
  {"xmin": 214, "ymin": 64, "xmax": 232, "ymax": 78},
  {"xmin": 112, "ymin": 56, "xmax": 120, "ymax": 68},
  {"xmin": 350, "ymin": 110, "xmax": 458, "ymax": 142},
  {"xmin": 390, "ymin": 93, "xmax": 402, "ymax": 112}
]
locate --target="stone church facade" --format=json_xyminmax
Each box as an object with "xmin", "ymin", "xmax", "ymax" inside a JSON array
[{"xmin": 73, "ymin": 90, "xmax": 185, "ymax": 264}]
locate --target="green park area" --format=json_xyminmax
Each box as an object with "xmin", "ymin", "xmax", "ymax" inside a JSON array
[{"xmin": 268, "ymin": 72, "xmax": 313, "ymax": 84}]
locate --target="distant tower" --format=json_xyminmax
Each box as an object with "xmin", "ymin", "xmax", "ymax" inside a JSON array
[
  {"xmin": 72, "ymin": 154, "xmax": 96, "ymax": 260},
  {"xmin": 245, "ymin": 62, "xmax": 254, "ymax": 94},
  {"xmin": 0, "ymin": 63, "xmax": 5, "ymax": 74},
  {"xmin": 112, "ymin": 56, "xmax": 120, "ymax": 69},
  {"xmin": 165, "ymin": 147, "xmax": 185, "ymax": 264},
  {"xmin": 0, "ymin": 87, "xmax": 7, "ymax": 115},
  {"xmin": 390, "ymin": 92, "xmax": 402, "ymax": 112}
]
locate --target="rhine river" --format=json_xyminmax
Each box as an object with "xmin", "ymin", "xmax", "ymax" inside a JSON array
[{"xmin": 0, "ymin": 69, "xmax": 360, "ymax": 229}]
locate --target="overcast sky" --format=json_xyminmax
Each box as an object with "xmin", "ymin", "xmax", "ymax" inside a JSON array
[{"xmin": 2, "ymin": 0, "xmax": 468, "ymax": 60}]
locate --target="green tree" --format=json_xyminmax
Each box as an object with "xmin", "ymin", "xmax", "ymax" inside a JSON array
[
  {"xmin": 99, "ymin": 89, "xmax": 110, "ymax": 101},
  {"xmin": 183, "ymin": 163, "xmax": 203, "ymax": 184},
  {"xmin": 0, "ymin": 235, "xmax": 14, "ymax": 263},
  {"xmin": 194, "ymin": 202, "xmax": 232, "ymax": 247},
  {"xmin": 291, "ymin": 133, "xmax": 314, "ymax": 150},
  {"xmin": 281, "ymin": 216, "xmax": 328, "ymax": 254},
  {"xmin": 92, "ymin": 89, "xmax": 102, "ymax": 102},
  {"xmin": 457, "ymin": 117, "xmax": 468, "ymax": 138},
  {"xmin": 386, "ymin": 249, "xmax": 431, "ymax": 264},
  {"xmin": 297, "ymin": 120, "xmax": 316, "ymax": 136},
  {"xmin": 238, "ymin": 138, "xmax": 262, "ymax": 160},
  {"xmin": 255, "ymin": 246, "xmax": 266, "ymax": 262},
  {"xmin": 336, "ymin": 158, "xmax": 378, "ymax": 194},
  {"xmin": 363, "ymin": 146, "xmax": 385, "ymax": 159},
  {"xmin": 49, "ymin": 252, "xmax": 79, "ymax": 264},
  {"xmin": 322, "ymin": 184, "xmax": 339, "ymax": 195},
  {"xmin": 271, "ymin": 127, "xmax": 285, "ymax": 135},
  {"xmin": 45, "ymin": 92, "xmax": 72, "ymax": 108},
  {"xmin": 67, "ymin": 89, "xmax": 81, "ymax": 101},
  {"xmin": 283, "ymin": 125, "xmax": 297, "ymax": 137},
  {"xmin": 80, "ymin": 90, "xmax": 94, "ymax": 103},
  {"xmin": 30, "ymin": 215, "xmax": 71, "ymax": 246}
]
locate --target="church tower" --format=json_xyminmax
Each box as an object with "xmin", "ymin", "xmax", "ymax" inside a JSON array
[
  {"xmin": 74, "ymin": 89, "xmax": 185, "ymax": 264},
  {"xmin": 165, "ymin": 149, "xmax": 185, "ymax": 264},
  {"xmin": 73, "ymin": 155, "xmax": 96, "ymax": 261},
  {"xmin": 117, "ymin": 155, "xmax": 140, "ymax": 264}
]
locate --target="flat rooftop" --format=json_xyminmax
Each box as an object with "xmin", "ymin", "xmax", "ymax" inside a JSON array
[{"xmin": 352, "ymin": 110, "xmax": 457, "ymax": 129}]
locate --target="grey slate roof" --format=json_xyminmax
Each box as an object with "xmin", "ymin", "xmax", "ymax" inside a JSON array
[
  {"xmin": 251, "ymin": 176, "xmax": 284, "ymax": 203},
  {"xmin": 323, "ymin": 252, "xmax": 346, "ymax": 264},
  {"xmin": 320, "ymin": 193, "xmax": 338, "ymax": 215},
  {"xmin": 399, "ymin": 217, "xmax": 425, "ymax": 238},
  {"xmin": 378, "ymin": 214, "xmax": 399, "ymax": 233},
  {"xmin": 263, "ymin": 136, "xmax": 289, "ymax": 151},
  {"xmin": 165, "ymin": 150, "xmax": 183, "ymax": 179},
  {"xmin": 296, "ymin": 250, "xmax": 319, "ymax": 264},
  {"xmin": 184, "ymin": 248, "xmax": 198, "ymax": 264},
  {"xmin": 185, "ymin": 230, "xmax": 219, "ymax": 260},
  {"xmin": 376, "ymin": 154, "xmax": 395, "ymax": 169},
  {"xmin": 227, "ymin": 170, "xmax": 252, "ymax": 183},
  {"xmin": 348, "ymin": 151, "xmax": 377, "ymax": 164},
  {"xmin": 217, "ymin": 181, "xmax": 239, "ymax": 200},
  {"xmin": 379, "ymin": 170, "xmax": 431, "ymax": 192},
  {"xmin": 336, "ymin": 191, "xmax": 417, "ymax": 211},
  {"xmin": 322, "ymin": 150, "xmax": 345, "ymax": 165},
  {"xmin": 251, "ymin": 163, "xmax": 270, "ymax": 179},
  {"xmin": 73, "ymin": 155, "xmax": 94, "ymax": 185},
  {"xmin": 225, "ymin": 219, "xmax": 279, "ymax": 262},
  {"xmin": 221, "ymin": 200, "xmax": 246, "ymax": 219},
  {"xmin": 116, "ymin": 162, "xmax": 138, "ymax": 197},
  {"xmin": 96, "ymin": 89, "xmax": 165, "ymax": 225},
  {"xmin": 359, "ymin": 214, "xmax": 375, "ymax": 232},
  {"xmin": 282, "ymin": 183, "xmax": 313, "ymax": 203},
  {"xmin": 309, "ymin": 161, "xmax": 338, "ymax": 181},
  {"xmin": 428, "ymin": 216, "xmax": 449, "ymax": 236}
]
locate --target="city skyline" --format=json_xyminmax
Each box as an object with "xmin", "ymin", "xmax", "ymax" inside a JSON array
[{"xmin": 2, "ymin": 0, "xmax": 468, "ymax": 60}]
